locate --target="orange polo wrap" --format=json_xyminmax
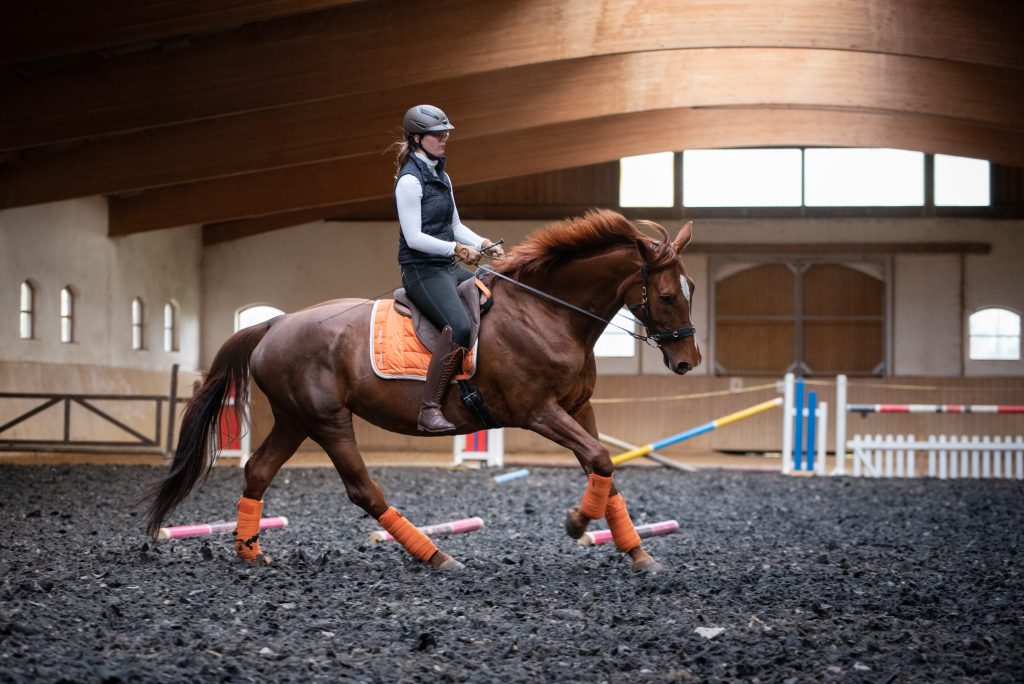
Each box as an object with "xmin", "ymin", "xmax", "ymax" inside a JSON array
[
  {"xmin": 233, "ymin": 496, "xmax": 263, "ymax": 561},
  {"xmin": 605, "ymin": 493, "xmax": 642, "ymax": 553},
  {"xmin": 579, "ymin": 473, "xmax": 613, "ymax": 520},
  {"xmin": 378, "ymin": 507, "xmax": 437, "ymax": 563}
]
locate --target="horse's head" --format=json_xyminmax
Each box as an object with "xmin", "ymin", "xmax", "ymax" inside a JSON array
[{"xmin": 632, "ymin": 220, "xmax": 702, "ymax": 375}]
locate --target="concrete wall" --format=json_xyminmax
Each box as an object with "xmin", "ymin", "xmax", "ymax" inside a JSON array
[
  {"xmin": 1, "ymin": 198, "xmax": 203, "ymax": 373},
  {"xmin": 1, "ymin": 198, "xmax": 203, "ymax": 448}
]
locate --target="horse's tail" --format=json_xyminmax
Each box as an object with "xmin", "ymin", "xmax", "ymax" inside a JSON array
[{"xmin": 144, "ymin": 319, "xmax": 278, "ymax": 538}]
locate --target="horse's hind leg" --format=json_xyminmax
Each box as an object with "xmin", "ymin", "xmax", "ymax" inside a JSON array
[
  {"xmin": 234, "ymin": 415, "xmax": 307, "ymax": 563},
  {"xmin": 311, "ymin": 408, "xmax": 463, "ymax": 571}
]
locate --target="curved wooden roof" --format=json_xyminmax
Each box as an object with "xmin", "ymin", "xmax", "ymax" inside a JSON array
[{"xmin": 0, "ymin": 0, "xmax": 1021, "ymax": 240}]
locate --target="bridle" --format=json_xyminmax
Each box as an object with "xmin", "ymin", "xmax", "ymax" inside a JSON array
[
  {"xmin": 625, "ymin": 264, "xmax": 697, "ymax": 347},
  {"xmin": 478, "ymin": 261, "xmax": 697, "ymax": 349}
]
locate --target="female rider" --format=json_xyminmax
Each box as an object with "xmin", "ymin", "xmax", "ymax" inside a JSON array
[{"xmin": 394, "ymin": 104, "xmax": 504, "ymax": 433}]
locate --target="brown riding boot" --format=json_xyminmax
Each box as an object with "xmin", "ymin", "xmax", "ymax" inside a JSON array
[{"xmin": 417, "ymin": 325, "xmax": 467, "ymax": 433}]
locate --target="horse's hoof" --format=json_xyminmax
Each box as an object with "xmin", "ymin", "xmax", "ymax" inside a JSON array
[
  {"xmin": 249, "ymin": 553, "xmax": 272, "ymax": 567},
  {"xmin": 632, "ymin": 558, "xmax": 665, "ymax": 573},
  {"xmin": 565, "ymin": 506, "xmax": 590, "ymax": 539},
  {"xmin": 629, "ymin": 549, "xmax": 664, "ymax": 573},
  {"xmin": 429, "ymin": 551, "xmax": 464, "ymax": 571}
]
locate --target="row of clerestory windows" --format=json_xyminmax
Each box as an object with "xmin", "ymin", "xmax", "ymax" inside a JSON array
[{"xmin": 18, "ymin": 280, "xmax": 180, "ymax": 351}]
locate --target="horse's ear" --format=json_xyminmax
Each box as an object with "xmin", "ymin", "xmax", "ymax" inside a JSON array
[{"xmin": 672, "ymin": 221, "xmax": 693, "ymax": 254}]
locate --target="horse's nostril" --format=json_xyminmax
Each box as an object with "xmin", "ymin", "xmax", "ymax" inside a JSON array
[{"xmin": 676, "ymin": 362, "xmax": 692, "ymax": 374}]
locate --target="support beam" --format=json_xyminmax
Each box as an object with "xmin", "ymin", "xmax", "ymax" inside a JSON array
[
  {"xmin": 111, "ymin": 106, "xmax": 1024, "ymax": 236},
  {"xmin": 5, "ymin": 48, "xmax": 1023, "ymax": 208},
  {"xmin": 3, "ymin": 0, "xmax": 1022, "ymax": 150},
  {"xmin": 0, "ymin": 1, "xmax": 361, "ymax": 66}
]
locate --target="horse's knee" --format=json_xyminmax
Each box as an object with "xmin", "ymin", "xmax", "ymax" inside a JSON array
[
  {"xmin": 345, "ymin": 480, "xmax": 387, "ymax": 517},
  {"xmin": 588, "ymin": 446, "xmax": 614, "ymax": 477}
]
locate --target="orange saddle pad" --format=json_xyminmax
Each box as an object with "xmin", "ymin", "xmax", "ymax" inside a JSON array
[{"xmin": 369, "ymin": 299, "xmax": 476, "ymax": 381}]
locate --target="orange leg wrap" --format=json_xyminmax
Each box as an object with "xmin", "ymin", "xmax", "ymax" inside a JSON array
[
  {"xmin": 378, "ymin": 507, "xmax": 437, "ymax": 563},
  {"xmin": 579, "ymin": 473, "xmax": 613, "ymax": 520},
  {"xmin": 605, "ymin": 493, "xmax": 642, "ymax": 553},
  {"xmin": 233, "ymin": 496, "xmax": 264, "ymax": 561}
]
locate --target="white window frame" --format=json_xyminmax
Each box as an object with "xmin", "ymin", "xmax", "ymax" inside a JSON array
[
  {"xmin": 968, "ymin": 307, "xmax": 1021, "ymax": 361},
  {"xmin": 163, "ymin": 301, "xmax": 179, "ymax": 352},
  {"xmin": 132, "ymin": 297, "xmax": 145, "ymax": 350},
  {"xmin": 683, "ymin": 148, "xmax": 803, "ymax": 207},
  {"xmin": 594, "ymin": 308, "xmax": 640, "ymax": 374},
  {"xmin": 19, "ymin": 280, "xmax": 34, "ymax": 340},
  {"xmin": 235, "ymin": 304, "xmax": 285, "ymax": 332},
  {"xmin": 934, "ymin": 154, "xmax": 990, "ymax": 207},
  {"xmin": 60, "ymin": 286, "xmax": 74, "ymax": 343},
  {"xmin": 619, "ymin": 152, "xmax": 675, "ymax": 208},
  {"xmin": 803, "ymin": 148, "xmax": 924, "ymax": 207}
]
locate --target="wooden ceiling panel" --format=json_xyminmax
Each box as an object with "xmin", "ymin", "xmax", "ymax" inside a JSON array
[
  {"xmin": 4, "ymin": 48, "xmax": 1021, "ymax": 208},
  {"xmin": 108, "ymin": 107, "xmax": 1024, "ymax": 236},
  {"xmin": 0, "ymin": 1, "xmax": 362, "ymax": 66},
  {"xmin": 3, "ymin": 0, "xmax": 1021, "ymax": 150}
]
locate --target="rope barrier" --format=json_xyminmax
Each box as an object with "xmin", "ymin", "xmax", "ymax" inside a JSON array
[{"xmin": 591, "ymin": 382, "xmax": 779, "ymax": 405}]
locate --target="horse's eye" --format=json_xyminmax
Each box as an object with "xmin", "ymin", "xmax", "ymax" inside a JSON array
[{"xmin": 659, "ymin": 294, "xmax": 675, "ymax": 304}]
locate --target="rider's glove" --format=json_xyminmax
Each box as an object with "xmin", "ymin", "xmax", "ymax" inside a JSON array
[
  {"xmin": 454, "ymin": 243, "xmax": 482, "ymax": 266},
  {"xmin": 481, "ymin": 239, "xmax": 505, "ymax": 259}
]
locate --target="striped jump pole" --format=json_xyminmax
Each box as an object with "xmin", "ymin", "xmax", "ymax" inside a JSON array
[
  {"xmin": 848, "ymin": 404, "xmax": 1024, "ymax": 414},
  {"xmin": 833, "ymin": 373, "xmax": 1024, "ymax": 478},
  {"xmin": 610, "ymin": 397, "xmax": 783, "ymax": 466},
  {"xmin": 157, "ymin": 516, "xmax": 288, "ymax": 541},
  {"xmin": 578, "ymin": 520, "xmax": 680, "ymax": 546},
  {"xmin": 369, "ymin": 516, "xmax": 484, "ymax": 543}
]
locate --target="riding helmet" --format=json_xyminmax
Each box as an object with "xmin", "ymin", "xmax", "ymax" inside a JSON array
[{"xmin": 403, "ymin": 105, "xmax": 455, "ymax": 135}]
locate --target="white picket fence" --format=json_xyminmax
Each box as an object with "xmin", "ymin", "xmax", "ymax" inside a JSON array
[{"xmin": 847, "ymin": 434, "xmax": 1024, "ymax": 479}]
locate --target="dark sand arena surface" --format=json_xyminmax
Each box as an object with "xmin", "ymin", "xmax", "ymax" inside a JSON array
[{"xmin": 1, "ymin": 463, "xmax": 1022, "ymax": 683}]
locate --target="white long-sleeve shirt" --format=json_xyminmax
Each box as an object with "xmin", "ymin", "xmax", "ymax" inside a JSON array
[{"xmin": 395, "ymin": 152, "xmax": 486, "ymax": 257}]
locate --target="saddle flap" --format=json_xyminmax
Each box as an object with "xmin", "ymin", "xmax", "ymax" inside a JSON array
[
  {"xmin": 392, "ymin": 277, "xmax": 491, "ymax": 352},
  {"xmin": 369, "ymin": 300, "xmax": 476, "ymax": 381}
]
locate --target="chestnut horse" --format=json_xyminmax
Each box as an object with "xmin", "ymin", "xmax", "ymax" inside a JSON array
[{"xmin": 146, "ymin": 209, "xmax": 700, "ymax": 572}]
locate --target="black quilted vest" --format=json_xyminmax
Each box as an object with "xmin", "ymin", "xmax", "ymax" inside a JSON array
[{"xmin": 396, "ymin": 153, "xmax": 456, "ymax": 266}]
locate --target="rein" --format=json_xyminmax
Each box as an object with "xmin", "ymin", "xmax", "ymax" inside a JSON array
[{"xmin": 478, "ymin": 263, "xmax": 696, "ymax": 348}]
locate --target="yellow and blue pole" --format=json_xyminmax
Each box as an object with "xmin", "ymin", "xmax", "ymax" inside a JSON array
[{"xmin": 611, "ymin": 397, "xmax": 784, "ymax": 465}]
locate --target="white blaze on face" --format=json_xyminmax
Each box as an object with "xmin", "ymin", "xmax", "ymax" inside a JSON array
[{"xmin": 679, "ymin": 275, "xmax": 692, "ymax": 303}]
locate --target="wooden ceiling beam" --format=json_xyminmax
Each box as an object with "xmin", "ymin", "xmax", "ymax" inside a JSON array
[
  {"xmin": 106, "ymin": 106, "xmax": 1024, "ymax": 237},
  {"xmin": 5, "ymin": 48, "xmax": 1022, "ymax": 208},
  {"xmin": 0, "ymin": 1, "xmax": 361, "ymax": 66},
  {"xmin": 3, "ymin": 0, "xmax": 1022, "ymax": 150}
]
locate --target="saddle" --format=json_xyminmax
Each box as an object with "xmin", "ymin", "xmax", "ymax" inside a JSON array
[{"xmin": 369, "ymin": 276, "xmax": 493, "ymax": 381}]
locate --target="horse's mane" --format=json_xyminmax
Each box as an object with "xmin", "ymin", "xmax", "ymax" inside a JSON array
[{"xmin": 497, "ymin": 209, "xmax": 678, "ymax": 279}]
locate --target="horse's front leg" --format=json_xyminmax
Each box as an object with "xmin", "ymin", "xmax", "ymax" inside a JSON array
[
  {"xmin": 566, "ymin": 404, "xmax": 664, "ymax": 573},
  {"xmin": 526, "ymin": 402, "xmax": 663, "ymax": 572}
]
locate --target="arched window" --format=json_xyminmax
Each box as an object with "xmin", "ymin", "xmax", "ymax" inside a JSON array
[
  {"xmin": 131, "ymin": 297, "xmax": 145, "ymax": 350},
  {"xmin": 969, "ymin": 308, "xmax": 1020, "ymax": 361},
  {"xmin": 60, "ymin": 286, "xmax": 75, "ymax": 343},
  {"xmin": 594, "ymin": 308, "xmax": 637, "ymax": 358},
  {"xmin": 19, "ymin": 280, "xmax": 34, "ymax": 339},
  {"xmin": 236, "ymin": 304, "xmax": 285, "ymax": 332},
  {"xmin": 163, "ymin": 301, "xmax": 179, "ymax": 352}
]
